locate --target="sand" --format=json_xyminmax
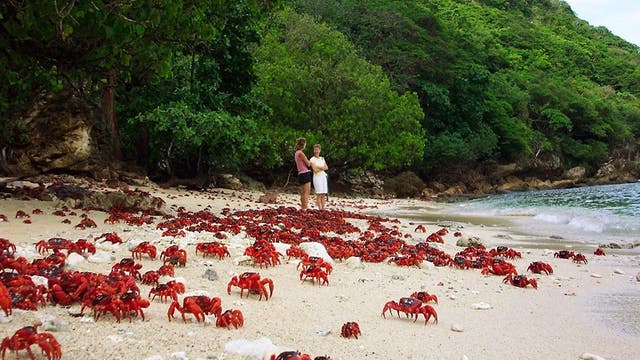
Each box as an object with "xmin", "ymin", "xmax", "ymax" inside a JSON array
[{"xmin": 0, "ymin": 182, "xmax": 638, "ymax": 360}]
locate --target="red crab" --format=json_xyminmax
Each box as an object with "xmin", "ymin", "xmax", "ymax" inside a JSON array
[
  {"xmin": 388, "ymin": 255, "xmax": 423, "ymax": 267},
  {"xmin": 96, "ymin": 232, "xmax": 123, "ymax": 244},
  {"xmin": 74, "ymin": 217, "xmax": 97, "ymax": 229},
  {"xmin": 168, "ymin": 295, "xmax": 222, "ymax": 322},
  {"xmin": 299, "ymin": 265, "xmax": 329, "ymax": 286},
  {"xmin": 216, "ymin": 309, "xmax": 244, "ymax": 329},
  {"xmin": 426, "ymin": 232, "xmax": 444, "ymax": 243},
  {"xmin": 131, "ymin": 242, "xmax": 157, "ymax": 260},
  {"xmin": 594, "ymin": 248, "xmax": 606, "ymax": 256},
  {"xmin": 503, "ymin": 274, "xmax": 538, "ymax": 289},
  {"xmin": 286, "ymin": 245, "xmax": 308, "ymax": 260},
  {"xmin": 554, "ymin": 250, "xmax": 575, "ymax": 259},
  {"xmin": 297, "ymin": 256, "xmax": 333, "ymax": 274},
  {"xmin": 149, "ymin": 281, "xmax": 185, "ymax": 303},
  {"xmin": 527, "ymin": 261, "xmax": 554, "ymax": 275},
  {"xmin": 227, "ymin": 272, "xmax": 274, "ymax": 301},
  {"xmin": 414, "ymin": 224, "xmax": 426, "ymax": 233},
  {"xmin": 489, "ymin": 246, "xmax": 521, "ymax": 259},
  {"xmin": 119, "ymin": 290, "xmax": 151, "ymax": 322},
  {"xmin": 0, "ymin": 214, "xmax": 7, "ymax": 222},
  {"xmin": 381, "ymin": 297, "xmax": 438, "ymax": 325},
  {"xmin": 1, "ymin": 326, "xmax": 61, "ymax": 360},
  {"xmin": 157, "ymin": 264, "xmax": 175, "ymax": 277},
  {"xmin": 111, "ymin": 258, "xmax": 143, "ymax": 279},
  {"xmin": 160, "ymin": 245, "xmax": 181, "ymax": 261},
  {"xmin": 410, "ymin": 291, "xmax": 438, "ymax": 304},
  {"xmin": 35, "ymin": 238, "xmax": 96, "ymax": 256},
  {"xmin": 341, "ymin": 322, "xmax": 361, "ymax": 339},
  {"xmin": 141, "ymin": 271, "xmax": 161, "ymax": 286},
  {"xmin": 86, "ymin": 294, "xmax": 125, "ymax": 322},
  {"xmin": 270, "ymin": 351, "xmax": 312, "ymax": 360},
  {"xmin": 573, "ymin": 253, "xmax": 588, "ymax": 264},
  {"xmin": 0, "ymin": 238, "xmax": 16, "ymax": 256},
  {"xmin": 481, "ymin": 261, "xmax": 517, "ymax": 276},
  {"xmin": 244, "ymin": 240, "xmax": 282, "ymax": 268},
  {"xmin": 163, "ymin": 249, "xmax": 187, "ymax": 267},
  {"xmin": 14, "ymin": 210, "xmax": 29, "ymax": 219},
  {"xmin": 195, "ymin": 242, "xmax": 230, "ymax": 259},
  {"xmin": 0, "ymin": 282, "xmax": 11, "ymax": 316}
]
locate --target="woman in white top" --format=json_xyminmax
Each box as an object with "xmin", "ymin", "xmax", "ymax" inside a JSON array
[{"xmin": 309, "ymin": 144, "xmax": 329, "ymax": 210}]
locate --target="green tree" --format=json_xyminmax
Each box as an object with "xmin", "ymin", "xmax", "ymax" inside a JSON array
[{"xmin": 254, "ymin": 9, "xmax": 425, "ymax": 171}]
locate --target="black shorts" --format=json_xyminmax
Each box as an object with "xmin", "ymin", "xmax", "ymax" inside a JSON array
[{"xmin": 297, "ymin": 171, "xmax": 312, "ymax": 185}]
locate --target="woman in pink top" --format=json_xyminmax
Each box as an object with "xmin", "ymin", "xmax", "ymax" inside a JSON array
[{"xmin": 294, "ymin": 137, "xmax": 312, "ymax": 209}]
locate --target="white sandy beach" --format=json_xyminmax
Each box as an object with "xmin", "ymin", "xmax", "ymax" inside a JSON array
[{"xmin": 0, "ymin": 181, "xmax": 638, "ymax": 360}]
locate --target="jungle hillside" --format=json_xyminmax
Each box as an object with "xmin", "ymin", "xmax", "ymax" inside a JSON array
[{"xmin": 1, "ymin": 0, "xmax": 639, "ymax": 195}]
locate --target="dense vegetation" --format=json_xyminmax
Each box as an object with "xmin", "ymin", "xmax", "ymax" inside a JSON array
[{"xmin": 1, "ymin": 0, "xmax": 639, "ymax": 183}]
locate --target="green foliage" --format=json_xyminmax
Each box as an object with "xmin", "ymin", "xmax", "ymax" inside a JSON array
[
  {"xmin": 541, "ymin": 108, "xmax": 572, "ymax": 132},
  {"xmin": 3, "ymin": 0, "xmax": 640, "ymax": 180},
  {"xmin": 130, "ymin": 102, "xmax": 269, "ymax": 176},
  {"xmin": 253, "ymin": 8, "xmax": 425, "ymax": 170},
  {"xmin": 295, "ymin": 0, "xmax": 640, "ymax": 172}
]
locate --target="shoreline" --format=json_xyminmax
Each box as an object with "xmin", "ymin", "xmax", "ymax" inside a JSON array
[{"xmin": 0, "ymin": 185, "xmax": 638, "ymax": 359}]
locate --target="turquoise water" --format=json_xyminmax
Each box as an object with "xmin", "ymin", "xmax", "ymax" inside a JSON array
[{"xmin": 451, "ymin": 182, "xmax": 640, "ymax": 247}]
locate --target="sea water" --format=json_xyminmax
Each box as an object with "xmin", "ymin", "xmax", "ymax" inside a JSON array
[{"xmin": 451, "ymin": 182, "xmax": 640, "ymax": 248}]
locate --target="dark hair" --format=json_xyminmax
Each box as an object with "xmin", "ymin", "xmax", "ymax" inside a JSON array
[{"xmin": 295, "ymin": 137, "xmax": 307, "ymax": 150}]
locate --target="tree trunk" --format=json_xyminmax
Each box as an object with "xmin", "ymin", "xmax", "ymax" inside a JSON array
[{"xmin": 104, "ymin": 68, "xmax": 121, "ymax": 161}]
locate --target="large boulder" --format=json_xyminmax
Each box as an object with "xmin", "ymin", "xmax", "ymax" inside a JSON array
[
  {"xmin": 2, "ymin": 90, "xmax": 109, "ymax": 176},
  {"xmin": 383, "ymin": 171, "xmax": 425, "ymax": 198},
  {"xmin": 563, "ymin": 166, "xmax": 586, "ymax": 180},
  {"xmin": 336, "ymin": 169, "xmax": 385, "ymax": 198}
]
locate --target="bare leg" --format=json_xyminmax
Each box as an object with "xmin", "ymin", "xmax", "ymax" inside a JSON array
[
  {"xmin": 300, "ymin": 182, "xmax": 311, "ymax": 209},
  {"xmin": 315, "ymin": 193, "xmax": 322, "ymax": 209}
]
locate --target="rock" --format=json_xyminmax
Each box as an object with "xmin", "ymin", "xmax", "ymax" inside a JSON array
[
  {"xmin": 336, "ymin": 169, "xmax": 385, "ymax": 198},
  {"xmin": 258, "ymin": 190, "xmax": 279, "ymax": 204},
  {"xmin": 203, "ymin": 269, "xmax": 218, "ymax": 281},
  {"xmin": 456, "ymin": 236, "xmax": 482, "ymax": 248},
  {"xmin": 579, "ymin": 352, "xmax": 606, "ymax": 360},
  {"xmin": 216, "ymin": 174, "xmax": 243, "ymax": 190},
  {"xmin": 550, "ymin": 179, "xmax": 576, "ymax": 189},
  {"xmin": 2, "ymin": 89, "xmax": 107, "ymax": 176},
  {"xmin": 590, "ymin": 273, "xmax": 602, "ymax": 278},
  {"xmin": 497, "ymin": 176, "xmax": 526, "ymax": 192},
  {"xmin": 636, "ymin": 272, "xmax": 640, "ymax": 282},
  {"xmin": 563, "ymin": 166, "xmax": 586, "ymax": 180},
  {"xmin": 225, "ymin": 337, "xmax": 277, "ymax": 359},
  {"xmin": 314, "ymin": 328, "xmax": 331, "ymax": 336},
  {"xmin": 144, "ymin": 356, "xmax": 164, "ymax": 360},
  {"xmin": 87, "ymin": 251, "xmax": 112, "ymax": 264},
  {"xmin": 450, "ymin": 323, "xmax": 464, "ymax": 332},
  {"xmin": 73, "ymin": 189, "xmax": 166, "ymax": 214},
  {"xmin": 299, "ymin": 242, "xmax": 334, "ymax": 265},
  {"xmin": 65, "ymin": 252, "xmax": 87, "ymax": 269},
  {"xmin": 613, "ymin": 269, "xmax": 624, "ymax": 275},
  {"xmin": 383, "ymin": 171, "xmax": 425, "ymax": 198},
  {"xmin": 170, "ymin": 352, "xmax": 188, "ymax": 360},
  {"xmin": 595, "ymin": 162, "xmax": 616, "ymax": 179},
  {"xmin": 345, "ymin": 256, "xmax": 365, "ymax": 269},
  {"xmin": 471, "ymin": 302, "xmax": 492, "ymax": 310},
  {"xmin": 233, "ymin": 255, "xmax": 253, "ymax": 266},
  {"xmin": 418, "ymin": 260, "xmax": 434, "ymax": 270}
]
